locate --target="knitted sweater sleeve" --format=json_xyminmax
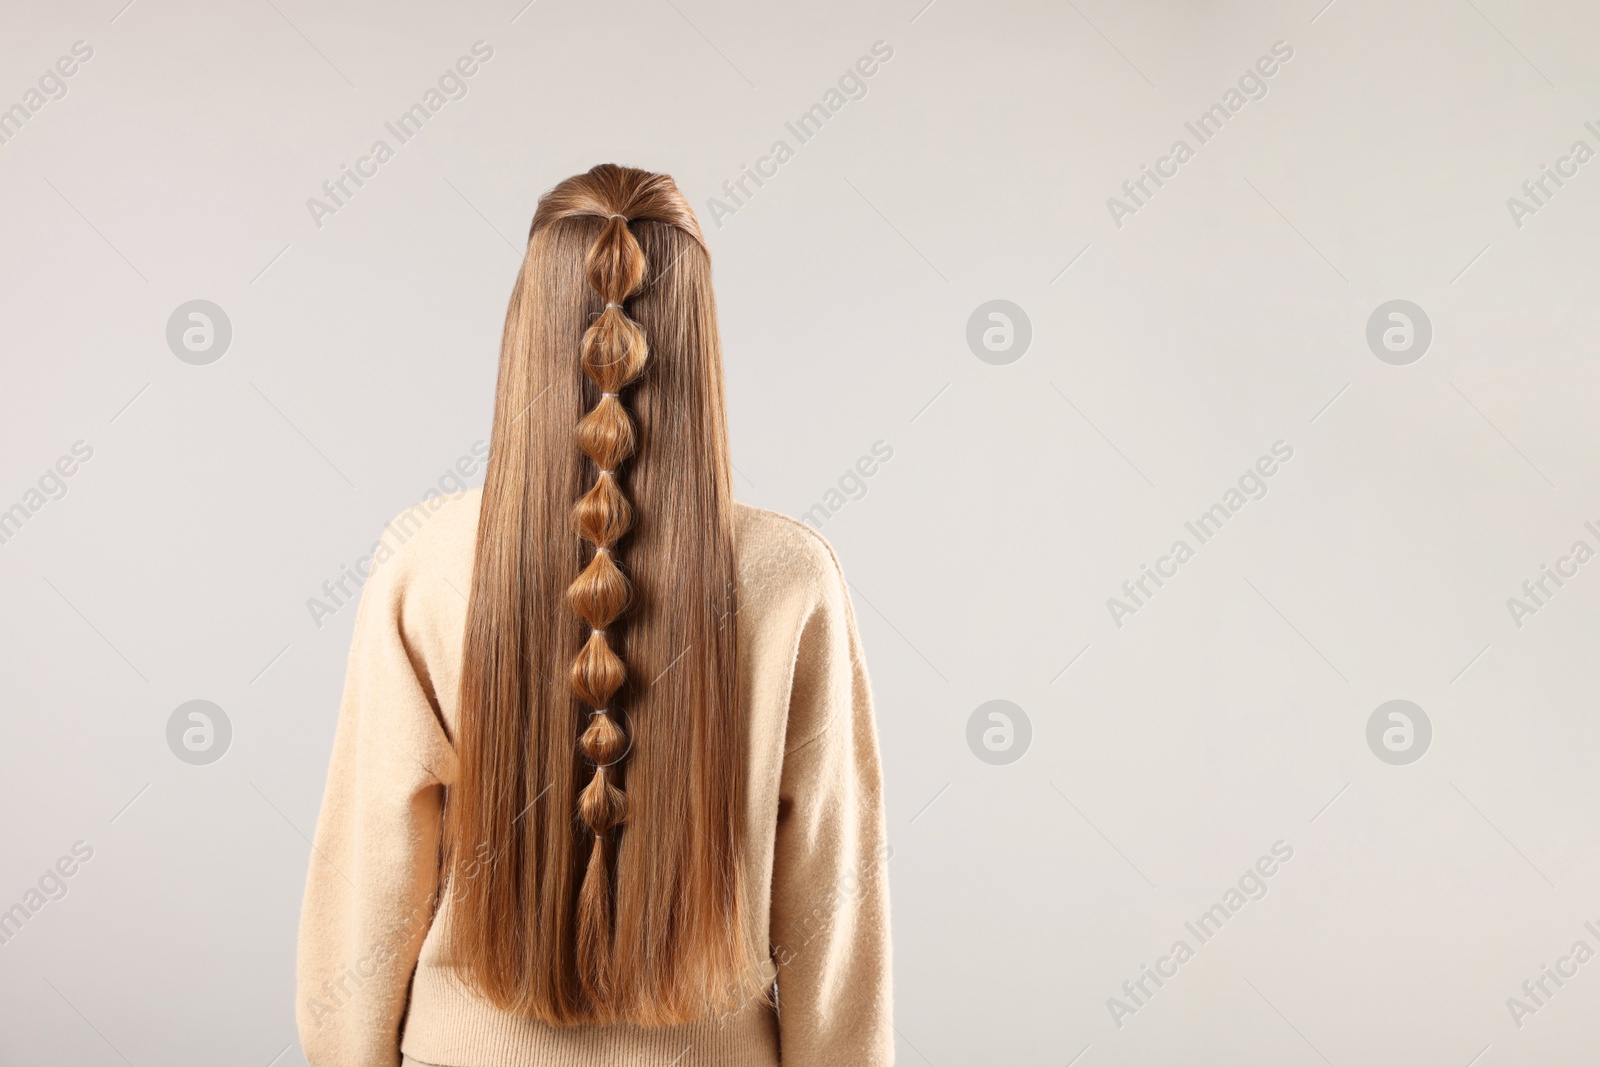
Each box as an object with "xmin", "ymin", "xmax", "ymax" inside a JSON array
[
  {"xmin": 295, "ymin": 543, "xmax": 454, "ymax": 1067},
  {"xmin": 768, "ymin": 539, "xmax": 895, "ymax": 1067}
]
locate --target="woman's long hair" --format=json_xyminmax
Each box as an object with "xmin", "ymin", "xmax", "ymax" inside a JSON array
[{"xmin": 443, "ymin": 164, "xmax": 769, "ymax": 1026}]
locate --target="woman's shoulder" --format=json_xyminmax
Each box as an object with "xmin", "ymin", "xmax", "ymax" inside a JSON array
[
  {"xmin": 366, "ymin": 491, "xmax": 846, "ymax": 608},
  {"xmin": 361, "ymin": 487, "xmax": 484, "ymax": 603},
  {"xmin": 733, "ymin": 501, "xmax": 848, "ymax": 604}
]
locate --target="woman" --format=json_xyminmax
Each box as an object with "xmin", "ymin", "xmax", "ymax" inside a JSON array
[{"xmin": 295, "ymin": 164, "xmax": 894, "ymax": 1067}]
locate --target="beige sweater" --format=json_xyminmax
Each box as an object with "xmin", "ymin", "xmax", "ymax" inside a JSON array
[{"xmin": 295, "ymin": 487, "xmax": 893, "ymax": 1067}]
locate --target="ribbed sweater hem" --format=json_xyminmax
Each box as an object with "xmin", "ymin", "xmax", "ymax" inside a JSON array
[{"xmin": 399, "ymin": 963, "xmax": 781, "ymax": 1067}]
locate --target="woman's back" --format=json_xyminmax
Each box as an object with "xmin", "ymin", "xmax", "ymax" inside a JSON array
[
  {"xmin": 296, "ymin": 486, "xmax": 893, "ymax": 1066},
  {"xmin": 297, "ymin": 164, "xmax": 892, "ymax": 1065}
]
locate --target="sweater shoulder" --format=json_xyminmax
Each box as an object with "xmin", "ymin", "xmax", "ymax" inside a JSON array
[
  {"xmin": 734, "ymin": 503, "xmax": 860, "ymax": 754},
  {"xmin": 371, "ymin": 493, "xmax": 837, "ymax": 593},
  {"xmin": 734, "ymin": 501, "xmax": 848, "ymax": 600},
  {"xmin": 369, "ymin": 492, "xmax": 838, "ymax": 614},
  {"xmin": 366, "ymin": 486, "xmax": 483, "ymax": 601}
]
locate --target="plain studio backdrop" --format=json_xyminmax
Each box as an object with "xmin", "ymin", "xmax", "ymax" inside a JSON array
[{"xmin": 3, "ymin": 0, "xmax": 1599, "ymax": 1064}]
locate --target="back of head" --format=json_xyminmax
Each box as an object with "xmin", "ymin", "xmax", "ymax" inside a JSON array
[{"xmin": 445, "ymin": 164, "xmax": 769, "ymax": 1025}]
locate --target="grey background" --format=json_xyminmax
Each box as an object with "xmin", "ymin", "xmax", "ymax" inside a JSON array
[{"xmin": 3, "ymin": 0, "xmax": 1599, "ymax": 1064}]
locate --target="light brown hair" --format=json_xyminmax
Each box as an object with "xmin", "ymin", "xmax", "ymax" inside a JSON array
[{"xmin": 444, "ymin": 164, "xmax": 769, "ymax": 1025}]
